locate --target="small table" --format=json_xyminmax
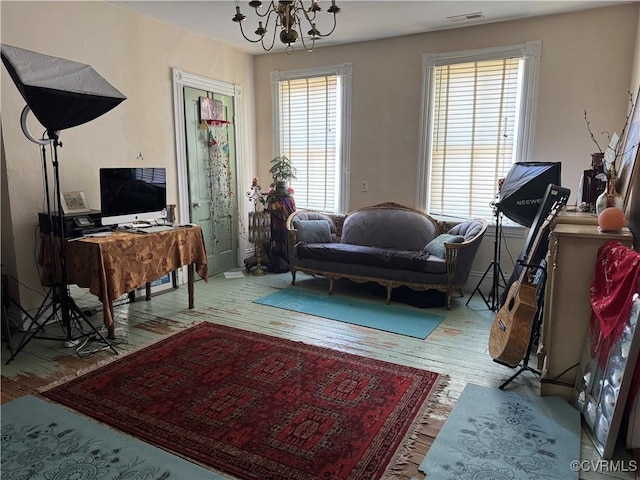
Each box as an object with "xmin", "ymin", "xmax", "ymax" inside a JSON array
[{"xmin": 40, "ymin": 226, "xmax": 208, "ymax": 335}]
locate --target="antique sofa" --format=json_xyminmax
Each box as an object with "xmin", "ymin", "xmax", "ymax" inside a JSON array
[{"xmin": 286, "ymin": 203, "xmax": 487, "ymax": 309}]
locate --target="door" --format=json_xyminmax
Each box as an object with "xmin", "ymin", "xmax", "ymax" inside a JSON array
[{"xmin": 183, "ymin": 86, "xmax": 239, "ymax": 274}]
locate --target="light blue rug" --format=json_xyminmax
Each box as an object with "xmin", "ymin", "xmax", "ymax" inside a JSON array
[
  {"xmin": 1, "ymin": 395, "xmax": 227, "ymax": 480},
  {"xmin": 254, "ymin": 287, "xmax": 445, "ymax": 339},
  {"xmin": 419, "ymin": 383, "xmax": 580, "ymax": 479}
]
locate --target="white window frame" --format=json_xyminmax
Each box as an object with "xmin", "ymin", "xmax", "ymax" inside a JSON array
[
  {"xmin": 271, "ymin": 63, "xmax": 352, "ymax": 214},
  {"xmin": 416, "ymin": 41, "xmax": 542, "ymax": 215}
]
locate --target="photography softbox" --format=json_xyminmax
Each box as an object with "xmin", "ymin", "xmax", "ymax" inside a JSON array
[
  {"xmin": 1, "ymin": 44, "xmax": 126, "ymax": 133},
  {"xmin": 498, "ymin": 162, "xmax": 562, "ymax": 227},
  {"xmin": 1, "ymin": 44, "xmax": 126, "ymax": 360}
]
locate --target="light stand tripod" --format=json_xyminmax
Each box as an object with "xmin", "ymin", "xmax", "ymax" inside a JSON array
[
  {"xmin": 466, "ymin": 203, "xmax": 507, "ymax": 311},
  {"xmin": 6, "ymin": 128, "xmax": 117, "ymax": 364}
]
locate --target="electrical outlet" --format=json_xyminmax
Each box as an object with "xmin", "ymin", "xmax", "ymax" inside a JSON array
[{"xmin": 361, "ymin": 180, "xmax": 368, "ymax": 192}]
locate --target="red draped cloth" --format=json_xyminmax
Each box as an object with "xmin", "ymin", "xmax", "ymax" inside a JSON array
[{"xmin": 590, "ymin": 240, "xmax": 640, "ymax": 402}]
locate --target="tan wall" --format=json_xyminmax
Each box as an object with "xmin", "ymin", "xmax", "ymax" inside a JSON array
[
  {"xmin": 1, "ymin": 1, "xmax": 255, "ymax": 312},
  {"xmin": 254, "ymin": 4, "xmax": 639, "ymax": 211}
]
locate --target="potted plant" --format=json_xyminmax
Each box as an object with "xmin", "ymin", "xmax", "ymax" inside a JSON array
[{"xmin": 269, "ymin": 155, "xmax": 297, "ymax": 195}]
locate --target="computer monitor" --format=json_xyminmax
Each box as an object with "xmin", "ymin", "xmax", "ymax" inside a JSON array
[{"xmin": 100, "ymin": 167, "xmax": 167, "ymax": 226}]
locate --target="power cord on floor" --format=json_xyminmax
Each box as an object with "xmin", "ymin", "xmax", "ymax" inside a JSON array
[{"xmin": 75, "ymin": 332, "xmax": 129, "ymax": 358}]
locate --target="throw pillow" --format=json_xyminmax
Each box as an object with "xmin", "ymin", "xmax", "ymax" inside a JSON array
[
  {"xmin": 293, "ymin": 220, "xmax": 332, "ymax": 243},
  {"xmin": 422, "ymin": 234, "xmax": 465, "ymax": 259}
]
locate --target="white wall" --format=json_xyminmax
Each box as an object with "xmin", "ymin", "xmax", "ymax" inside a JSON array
[{"xmin": 1, "ymin": 1, "xmax": 256, "ymax": 313}]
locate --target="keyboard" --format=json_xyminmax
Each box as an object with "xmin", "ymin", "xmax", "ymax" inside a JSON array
[{"xmin": 141, "ymin": 225, "xmax": 174, "ymax": 233}]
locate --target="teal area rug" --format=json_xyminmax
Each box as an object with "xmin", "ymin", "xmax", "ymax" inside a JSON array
[
  {"xmin": 254, "ymin": 287, "xmax": 445, "ymax": 339},
  {"xmin": 419, "ymin": 383, "xmax": 580, "ymax": 479},
  {"xmin": 1, "ymin": 395, "xmax": 226, "ymax": 480}
]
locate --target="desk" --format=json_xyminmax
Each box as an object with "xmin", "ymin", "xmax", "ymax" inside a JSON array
[{"xmin": 40, "ymin": 227, "xmax": 208, "ymax": 335}]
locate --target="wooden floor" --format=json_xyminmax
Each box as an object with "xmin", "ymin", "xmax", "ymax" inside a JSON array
[{"xmin": 1, "ymin": 271, "xmax": 637, "ymax": 480}]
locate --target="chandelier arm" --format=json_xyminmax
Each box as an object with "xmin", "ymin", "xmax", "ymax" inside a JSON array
[
  {"xmin": 238, "ymin": 21, "xmax": 267, "ymax": 43},
  {"xmin": 299, "ymin": 34, "xmax": 316, "ymax": 53},
  {"xmin": 315, "ymin": 15, "xmax": 338, "ymax": 37},
  {"xmin": 253, "ymin": 0, "xmax": 278, "ymax": 19},
  {"xmin": 299, "ymin": 1, "xmax": 318, "ymax": 24},
  {"xmin": 265, "ymin": 7, "xmax": 279, "ymax": 31},
  {"xmin": 261, "ymin": 23, "xmax": 278, "ymax": 51}
]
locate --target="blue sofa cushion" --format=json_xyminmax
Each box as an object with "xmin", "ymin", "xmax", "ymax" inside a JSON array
[
  {"xmin": 296, "ymin": 243, "xmax": 446, "ymax": 274},
  {"xmin": 293, "ymin": 219, "xmax": 332, "ymax": 243},
  {"xmin": 422, "ymin": 234, "xmax": 465, "ymax": 258}
]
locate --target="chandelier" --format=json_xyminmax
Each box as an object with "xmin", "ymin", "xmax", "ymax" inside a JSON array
[{"xmin": 232, "ymin": 1, "xmax": 341, "ymax": 54}]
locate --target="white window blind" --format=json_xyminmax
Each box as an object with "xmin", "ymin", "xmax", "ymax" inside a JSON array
[
  {"xmin": 278, "ymin": 75, "xmax": 338, "ymax": 212},
  {"xmin": 418, "ymin": 41, "xmax": 542, "ymax": 220},
  {"xmin": 430, "ymin": 58, "xmax": 521, "ymax": 219}
]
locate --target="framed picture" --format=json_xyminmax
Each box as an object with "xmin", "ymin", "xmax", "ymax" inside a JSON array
[
  {"xmin": 134, "ymin": 273, "xmax": 174, "ymax": 299},
  {"xmin": 616, "ymin": 86, "xmax": 640, "ymax": 210},
  {"xmin": 60, "ymin": 191, "xmax": 91, "ymax": 214}
]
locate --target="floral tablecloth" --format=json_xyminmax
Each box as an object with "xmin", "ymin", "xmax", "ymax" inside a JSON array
[{"xmin": 40, "ymin": 227, "xmax": 208, "ymax": 331}]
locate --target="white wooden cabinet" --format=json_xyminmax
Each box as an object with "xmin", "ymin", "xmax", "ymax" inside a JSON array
[{"xmin": 538, "ymin": 223, "xmax": 633, "ymax": 400}]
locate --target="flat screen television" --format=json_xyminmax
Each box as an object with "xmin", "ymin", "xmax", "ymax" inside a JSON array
[{"xmin": 100, "ymin": 167, "xmax": 167, "ymax": 226}]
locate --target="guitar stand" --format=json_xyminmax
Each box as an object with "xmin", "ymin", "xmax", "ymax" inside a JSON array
[{"xmin": 498, "ymin": 263, "xmax": 546, "ymax": 390}]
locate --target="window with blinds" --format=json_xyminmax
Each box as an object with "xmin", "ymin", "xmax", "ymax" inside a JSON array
[
  {"xmin": 430, "ymin": 58, "xmax": 521, "ymax": 219},
  {"xmin": 273, "ymin": 63, "xmax": 351, "ymax": 214},
  {"xmin": 278, "ymin": 75, "xmax": 338, "ymax": 212},
  {"xmin": 418, "ymin": 42, "xmax": 542, "ymax": 221}
]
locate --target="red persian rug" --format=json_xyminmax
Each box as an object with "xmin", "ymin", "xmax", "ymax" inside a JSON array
[{"xmin": 42, "ymin": 323, "xmax": 445, "ymax": 480}]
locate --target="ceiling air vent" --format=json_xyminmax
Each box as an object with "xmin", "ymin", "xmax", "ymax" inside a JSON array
[{"xmin": 446, "ymin": 12, "xmax": 485, "ymax": 23}]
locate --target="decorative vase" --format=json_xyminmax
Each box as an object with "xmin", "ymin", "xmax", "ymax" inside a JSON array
[
  {"xmin": 595, "ymin": 164, "xmax": 623, "ymax": 216},
  {"xmin": 275, "ymin": 180, "xmax": 289, "ymax": 195}
]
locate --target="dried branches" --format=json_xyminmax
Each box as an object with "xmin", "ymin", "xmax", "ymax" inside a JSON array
[
  {"xmin": 584, "ymin": 90, "xmax": 636, "ymax": 169},
  {"xmin": 584, "ymin": 109, "xmax": 603, "ymax": 153}
]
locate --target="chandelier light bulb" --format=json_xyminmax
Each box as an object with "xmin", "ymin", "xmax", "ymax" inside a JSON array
[
  {"xmin": 308, "ymin": 23, "xmax": 320, "ymax": 38},
  {"xmin": 232, "ymin": 6, "xmax": 246, "ymax": 23}
]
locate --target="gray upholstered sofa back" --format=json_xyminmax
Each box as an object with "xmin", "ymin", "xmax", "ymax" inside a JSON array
[{"xmin": 341, "ymin": 207, "xmax": 438, "ymax": 250}]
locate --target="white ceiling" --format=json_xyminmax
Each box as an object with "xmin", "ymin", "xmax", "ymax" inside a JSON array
[{"xmin": 110, "ymin": 1, "xmax": 633, "ymax": 55}]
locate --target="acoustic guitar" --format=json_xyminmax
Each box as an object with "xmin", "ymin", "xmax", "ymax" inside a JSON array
[{"xmin": 488, "ymin": 198, "xmax": 567, "ymax": 367}]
